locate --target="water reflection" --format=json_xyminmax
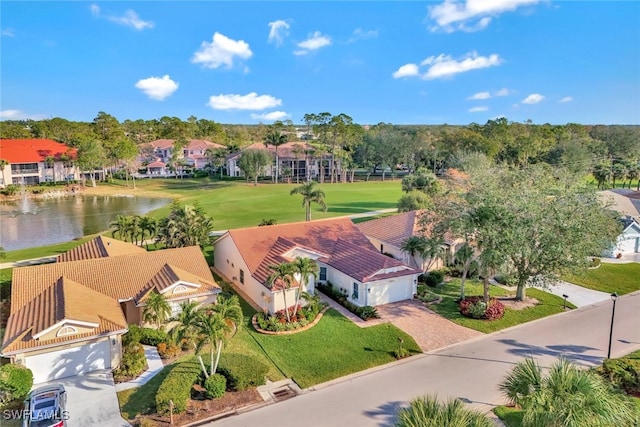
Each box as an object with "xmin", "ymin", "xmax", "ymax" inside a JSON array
[{"xmin": 0, "ymin": 195, "xmax": 170, "ymax": 251}]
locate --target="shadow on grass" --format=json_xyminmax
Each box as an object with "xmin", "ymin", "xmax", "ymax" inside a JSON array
[{"xmin": 120, "ymin": 363, "xmax": 178, "ymax": 419}]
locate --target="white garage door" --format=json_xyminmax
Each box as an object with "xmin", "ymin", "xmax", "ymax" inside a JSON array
[
  {"xmin": 368, "ymin": 281, "xmax": 413, "ymax": 306},
  {"xmin": 619, "ymin": 237, "xmax": 639, "ymax": 254},
  {"xmin": 25, "ymin": 341, "xmax": 110, "ymax": 384}
]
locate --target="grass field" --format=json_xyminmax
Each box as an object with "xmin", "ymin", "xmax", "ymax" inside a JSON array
[
  {"xmin": 428, "ymin": 280, "xmax": 576, "ymax": 334},
  {"xmin": 3, "ymin": 178, "xmax": 402, "ymax": 262},
  {"xmin": 564, "ymin": 263, "xmax": 640, "ymax": 295}
]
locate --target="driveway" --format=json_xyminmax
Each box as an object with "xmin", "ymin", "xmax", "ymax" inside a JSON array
[
  {"xmin": 37, "ymin": 370, "xmax": 130, "ymax": 427},
  {"xmin": 546, "ymin": 281, "xmax": 612, "ymax": 307},
  {"xmin": 371, "ymin": 300, "xmax": 483, "ymax": 352}
]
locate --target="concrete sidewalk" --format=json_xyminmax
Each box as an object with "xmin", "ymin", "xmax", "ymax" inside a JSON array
[
  {"xmin": 546, "ymin": 280, "xmax": 612, "ymax": 307},
  {"xmin": 115, "ymin": 345, "xmax": 164, "ymax": 392}
]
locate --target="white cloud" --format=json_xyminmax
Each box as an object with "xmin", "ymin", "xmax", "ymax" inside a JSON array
[
  {"xmin": 134, "ymin": 75, "xmax": 178, "ymax": 101},
  {"xmin": 349, "ymin": 28, "xmax": 379, "ymax": 42},
  {"xmin": 559, "ymin": 96, "xmax": 573, "ymax": 103},
  {"xmin": 90, "ymin": 4, "xmax": 154, "ymax": 30},
  {"xmin": 469, "ymin": 106, "xmax": 489, "ymax": 112},
  {"xmin": 268, "ymin": 20, "xmax": 290, "ymax": 46},
  {"xmin": 494, "ymin": 88, "xmax": 510, "ymax": 96},
  {"xmin": 392, "ymin": 63, "xmax": 420, "ymax": 78},
  {"xmin": 0, "ymin": 109, "xmax": 46, "ymax": 120},
  {"xmin": 207, "ymin": 93, "xmax": 282, "ymax": 110},
  {"xmin": 251, "ymin": 111, "xmax": 290, "ymax": 121},
  {"xmin": 295, "ymin": 31, "xmax": 331, "ymax": 54},
  {"xmin": 428, "ymin": 0, "xmax": 541, "ymax": 32},
  {"xmin": 192, "ymin": 32, "xmax": 253, "ymax": 69},
  {"xmin": 468, "ymin": 91, "xmax": 491, "ymax": 100},
  {"xmin": 2, "ymin": 27, "xmax": 16, "ymax": 37},
  {"xmin": 522, "ymin": 93, "xmax": 545, "ymax": 104},
  {"xmin": 422, "ymin": 51, "xmax": 501, "ymax": 79}
]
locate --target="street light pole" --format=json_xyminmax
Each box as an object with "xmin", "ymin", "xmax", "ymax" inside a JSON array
[{"xmin": 607, "ymin": 292, "xmax": 618, "ymax": 359}]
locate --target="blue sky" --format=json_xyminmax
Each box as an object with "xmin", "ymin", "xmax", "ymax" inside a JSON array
[{"xmin": 1, "ymin": 1, "xmax": 639, "ymax": 125}]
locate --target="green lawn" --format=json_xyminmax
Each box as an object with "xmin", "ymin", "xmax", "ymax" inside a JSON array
[
  {"xmin": 1, "ymin": 235, "xmax": 99, "ymax": 264},
  {"xmin": 564, "ymin": 263, "xmax": 640, "ymax": 295},
  {"xmin": 428, "ymin": 280, "xmax": 576, "ymax": 334}
]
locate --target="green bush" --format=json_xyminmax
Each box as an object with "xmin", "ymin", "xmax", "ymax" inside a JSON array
[
  {"xmin": 0, "ymin": 185, "xmax": 19, "ymax": 196},
  {"xmin": 115, "ymin": 343, "xmax": 147, "ymax": 378},
  {"xmin": 417, "ymin": 290, "xmax": 440, "ymax": 303},
  {"xmin": 425, "ymin": 270, "xmax": 445, "ymax": 287},
  {"xmin": 157, "ymin": 342, "xmax": 179, "ymax": 360},
  {"xmin": 358, "ymin": 306, "xmax": 379, "ymax": 320},
  {"xmin": 139, "ymin": 328, "xmax": 168, "ymax": 346},
  {"xmin": 216, "ymin": 353, "xmax": 268, "ymax": 391},
  {"xmin": 0, "ymin": 364, "xmax": 33, "ymax": 404},
  {"xmin": 123, "ymin": 325, "xmax": 142, "ymax": 347},
  {"xmin": 468, "ymin": 301, "xmax": 487, "ymax": 319},
  {"xmin": 204, "ymin": 374, "xmax": 226, "ymax": 399},
  {"xmin": 599, "ymin": 355, "xmax": 640, "ymax": 393},
  {"xmin": 155, "ymin": 360, "xmax": 201, "ymax": 414}
]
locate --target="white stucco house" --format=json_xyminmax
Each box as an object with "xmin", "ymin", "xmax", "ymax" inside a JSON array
[
  {"xmin": 607, "ymin": 216, "xmax": 640, "ymax": 257},
  {"xmin": 213, "ymin": 218, "xmax": 421, "ymax": 314},
  {"xmin": 599, "ymin": 190, "xmax": 640, "ymax": 258}
]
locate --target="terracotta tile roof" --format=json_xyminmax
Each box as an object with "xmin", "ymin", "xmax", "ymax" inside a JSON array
[
  {"xmin": 147, "ymin": 161, "xmax": 166, "ymax": 168},
  {"xmin": 2, "ymin": 277, "xmax": 126, "ymax": 354},
  {"xmin": 356, "ymin": 211, "xmax": 423, "ymax": 247},
  {"xmin": 357, "ymin": 211, "xmax": 458, "ymax": 246},
  {"xmin": 0, "ymin": 139, "xmax": 77, "ymax": 163},
  {"xmin": 326, "ymin": 239, "xmax": 421, "ymax": 282},
  {"xmin": 56, "ymin": 236, "xmax": 146, "ymax": 262},
  {"xmin": 137, "ymin": 263, "xmax": 219, "ymax": 301},
  {"xmin": 11, "ymin": 246, "xmax": 218, "ymax": 311},
  {"xmin": 225, "ymin": 218, "xmax": 376, "ymax": 279}
]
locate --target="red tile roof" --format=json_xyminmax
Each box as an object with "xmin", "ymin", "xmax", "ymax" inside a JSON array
[
  {"xmin": 357, "ymin": 210, "xmax": 458, "ymax": 246},
  {"xmin": 0, "ymin": 139, "xmax": 76, "ymax": 163},
  {"xmin": 148, "ymin": 139, "xmax": 225, "ymax": 151},
  {"xmin": 56, "ymin": 235, "xmax": 146, "ymax": 262}
]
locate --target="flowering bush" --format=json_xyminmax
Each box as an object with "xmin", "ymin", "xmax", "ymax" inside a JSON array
[{"xmin": 459, "ymin": 296, "xmax": 505, "ymax": 321}]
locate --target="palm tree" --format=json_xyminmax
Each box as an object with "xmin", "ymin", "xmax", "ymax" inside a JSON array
[
  {"xmin": 291, "ymin": 257, "xmax": 319, "ymax": 311},
  {"xmin": 138, "ymin": 216, "xmax": 157, "ymax": 249},
  {"xmin": 290, "ymin": 181, "xmax": 327, "ymax": 222},
  {"xmin": 401, "ymin": 236, "xmax": 427, "ymax": 268},
  {"xmin": 499, "ymin": 357, "xmax": 637, "ymax": 427},
  {"xmin": 395, "ymin": 395, "xmax": 494, "ymax": 427},
  {"xmin": 110, "ymin": 215, "xmax": 130, "ymax": 241},
  {"xmin": 194, "ymin": 295, "xmax": 242, "ymax": 378},
  {"xmin": 626, "ymin": 164, "xmax": 639, "ymax": 190},
  {"xmin": 456, "ymin": 242, "xmax": 474, "ymax": 300},
  {"xmin": 142, "ymin": 291, "xmax": 171, "ymax": 330},
  {"xmin": 263, "ymin": 126, "xmax": 288, "ymax": 183},
  {"xmin": 0, "ymin": 159, "xmax": 9, "ymax": 188},
  {"xmin": 127, "ymin": 215, "xmax": 142, "ymax": 245},
  {"xmin": 267, "ymin": 262, "xmax": 295, "ymax": 322}
]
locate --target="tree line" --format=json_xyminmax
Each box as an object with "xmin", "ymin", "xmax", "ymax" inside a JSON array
[{"xmin": 1, "ymin": 113, "xmax": 638, "ymax": 188}]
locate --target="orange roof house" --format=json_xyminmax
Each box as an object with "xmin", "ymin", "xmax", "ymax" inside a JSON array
[
  {"xmin": 213, "ymin": 218, "xmax": 420, "ymax": 314},
  {"xmin": 1, "ymin": 237, "xmax": 220, "ymax": 384},
  {"xmin": 0, "ymin": 138, "xmax": 77, "ymax": 163}
]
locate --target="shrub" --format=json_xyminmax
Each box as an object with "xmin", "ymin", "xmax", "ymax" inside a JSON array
[
  {"xmin": 123, "ymin": 325, "xmax": 142, "ymax": 347},
  {"xmin": 204, "ymin": 374, "xmax": 226, "ymax": 399},
  {"xmin": 358, "ymin": 306, "xmax": 380, "ymax": 320},
  {"xmin": 599, "ymin": 356, "xmax": 640, "ymax": 393},
  {"xmin": 0, "ymin": 364, "xmax": 33, "ymax": 403},
  {"xmin": 155, "ymin": 360, "xmax": 201, "ymax": 414},
  {"xmin": 425, "ymin": 270, "xmax": 445, "ymax": 287},
  {"xmin": 216, "ymin": 353, "xmax": 268, "ymax": 391},
  {"xmin": 417, "ymin": 290, "xmax": 440, "ymax": 303},
  {"xmin": 1, "ymin": 185, "xmax": 19, "ymax": 196},
  {"xmin": 459, "ymin": 296, "xmax": 504, "ymax": 321},
  {"xmin": 157, "ymin": 342, "xmax": 179, "ymax": 360},
  {"xmin": 114, "ymin": 343, "xmax": 147, "ymax": 380},
  {"xmin": 139, "ymin": 328, "xmax": 168, "ymax": 346}
]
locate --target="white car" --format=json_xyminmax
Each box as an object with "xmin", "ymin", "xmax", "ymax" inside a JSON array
[{"xmin": 22, "ymin": 385, "xmax": 68, "ymax": 427}]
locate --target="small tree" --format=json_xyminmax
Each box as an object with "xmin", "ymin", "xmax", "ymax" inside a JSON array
[
  {"xmin": 290, "ymin": 181, "xmax": 327, "ymax": 221},
  {"xmin": 237, "ymin": 148, "xmax": 272, "ymax": 185},
  {"xmin": 0, "ymin": 364, "xmax": 33, "ymax": 404},
  {"xmin": 142, "ymin": 292, "xmax": 171, "ymax": 330},
  {"xmin": 267, "ymin": 262, "xmax": 296, "ymax": 322}
]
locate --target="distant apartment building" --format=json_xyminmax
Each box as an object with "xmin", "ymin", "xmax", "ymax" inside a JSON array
[
  {"xmin": 0, "ymin": 139, "xmax": 81, "ymax": 187},
  {"xmin": 142, "ymin": 139, "xmax": 226, "ymax": 172}
]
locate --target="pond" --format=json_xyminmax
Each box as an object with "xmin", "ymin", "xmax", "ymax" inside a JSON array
[{"xmin": 0, "ymin": 195, "xmax": 171, "ymax": 251}]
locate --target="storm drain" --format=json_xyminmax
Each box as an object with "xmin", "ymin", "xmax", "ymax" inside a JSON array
[{"xmin": 270, "ymin": 386, "xmax": 297, "ymax": 401}]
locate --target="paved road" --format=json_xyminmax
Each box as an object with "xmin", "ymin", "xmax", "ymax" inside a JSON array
[{"xmin": 213, "ymin": 291, "xmax": 640, "ymax": 427}]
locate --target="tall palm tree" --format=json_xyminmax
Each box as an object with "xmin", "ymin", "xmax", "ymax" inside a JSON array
[
  {"xmin": 267, "ymin": 262, "xmax": 295, "ymax": 322},
  {"xmin": 138, "ymin": 216, "xmax": 157, "ymax": 249},
  {"xmin": 291, "ymin": 257, "xmax": 319, "ymax": 311},
  {"xmin": 142, "ymin": 291, "xmax": 171, "ymax": 330},
  {"xmin": 401, "ymin": 236, "xmax": 427, "ymax": 268},
  {"xmin": 263, "ymin": 127, "xmax": 288, "ymax": 183},
  {"xmin": 110, "ymin": 215, "xmax": 130, "ymax": 241},
  {"xmin": 395, "ymin": 395, "xmax": 494, "ymax": 427},
  {"xmin": 194, "ymin": 295, "xmax": 242, "ymax": 378},
  {"xmin": 127, "ymin": 215, "xmax": 142, "ymax": 245},
  {"xmin": 290, "ymin": 181, "xmax": 327, "ymax": 222},
  {"xmin": 499, "ymin": 357, "xmax": 637, "ymax": 427}
]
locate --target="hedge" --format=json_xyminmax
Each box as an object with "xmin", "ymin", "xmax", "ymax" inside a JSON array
[
  {"xmin": 204, "ymin": 374, "xmax": 226, "ymax": 399},
  {"xmin": 0, "ymin": 364, "xmax": 33, "ymax": 404},
  {"xmin": 155, "ymin": 360, "xmax": 201, "ymax": 414},
  {"xmin": 139, "ymin": 328, "xmax": 168, "ymax": 346}
]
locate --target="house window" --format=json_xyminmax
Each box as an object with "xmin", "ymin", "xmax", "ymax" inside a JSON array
[
  {"xmin": 352, "ymin": 282, "xmax": 359, "ymax": 300},
  {"xmin": 169, "ymin": 301, "xmax": 182, "ymax": 317},
  {"xmin": 173, "ymin": 285, "xmax": 188, "ymax": 294},
  {"xmin": 56, "ymin": 325, "xmax": 78, "ymax": 337},
  {"xmin": 239, "ymin": 269, "xmax": 245, "ymax": 284},
  {"xmin": 319, "ymin": 267, "xmax": 327, "ymax": 282}
]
